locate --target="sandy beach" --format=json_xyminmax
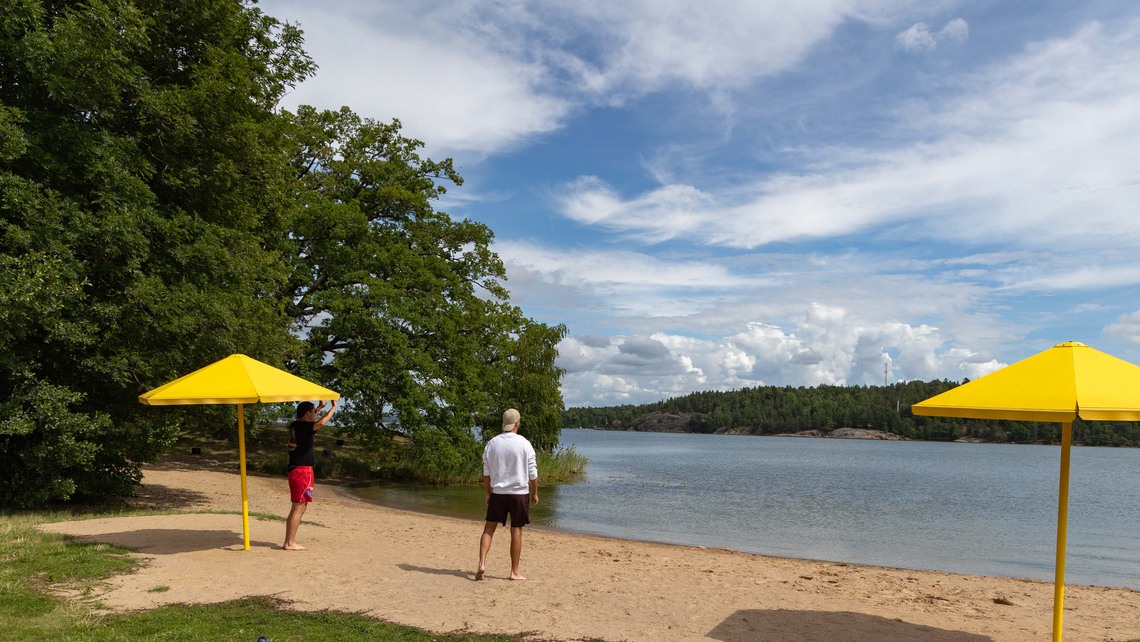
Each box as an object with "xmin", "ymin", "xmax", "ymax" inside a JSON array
[{"xmin": 40, "ymin": 462, "xmax": 1140, "ymax": 641}]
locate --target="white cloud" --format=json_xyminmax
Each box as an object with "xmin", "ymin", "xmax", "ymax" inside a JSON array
[
  {"xmin": 559, "ymin": 0, "xmax": 865, "ymax": 94},
  {"xmin": 1104, "ymin": 311, "xmax": 1140, "ymax": 344},
  {"xmin": 556, "ymin": 309, "xmax": 1006, "ymax": 407},
  {"xmin": 262, "ymin": 0, "xmax": 925, "ymax": 155},
  {"xmin": 895, "ymin": 18, "xmax": 969, "ymax": 52},
  {"xmin": 896, "ymin": 22, "xmax": 938, "ymax": 52},
  {"xmin": 498, "ymin": 239, "xmax": 766, "ymax": 290},
  {"xmin": 940, "ymin": 17, "xmax": 969, "ymax": 43},
  {"xmin": 263, "ymin": 0, "xmax": 570, "ymax": 156},
  {"xmin": 1008, "ymin": 264, "xmax": 1140, "ymax": 291},
  {"xmin": 556, "ymin": 19, "xmax": 1140, "ymax": 256}
]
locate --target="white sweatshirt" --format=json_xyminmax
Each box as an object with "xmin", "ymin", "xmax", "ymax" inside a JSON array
[{"xmin": 482, "ymin": 432, "xmax": 538, "ymax": 495}]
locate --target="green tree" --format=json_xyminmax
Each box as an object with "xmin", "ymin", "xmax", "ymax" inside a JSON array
[
  {"xmin": 0, "ymin": 0, "xmax": 313, "ymax": 506},
  {"xmin": 490, "ymin": 320, "xmax": 567, "ymax": 451},
  {"xmin": 276, "ymin": 106, "xmax": 567, "ymax": 477}
]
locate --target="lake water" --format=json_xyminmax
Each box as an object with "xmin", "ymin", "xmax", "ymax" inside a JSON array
[{"xmin": 347, "ymin": 429, "xmax": 1140, "ymax": 588}]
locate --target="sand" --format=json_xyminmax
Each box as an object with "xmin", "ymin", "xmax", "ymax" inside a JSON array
[{"xmin": 40, "ymin": 462, "xmax": 1140, "ymax": 641}]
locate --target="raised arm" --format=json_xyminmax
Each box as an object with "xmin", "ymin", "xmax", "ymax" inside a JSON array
[{"xmin": 314, "ymin": 399, "xmax": 337, "ymax": 429}]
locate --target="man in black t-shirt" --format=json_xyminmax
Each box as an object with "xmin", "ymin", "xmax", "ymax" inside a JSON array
[{"xmin": 283, "ymin": 399, "xmax": 336, "ymax": 551}]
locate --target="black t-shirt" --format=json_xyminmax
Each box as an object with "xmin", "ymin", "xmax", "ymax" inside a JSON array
[{"xmin": 287, "ymin": 420, "xmax": 317, "ymax": 470}]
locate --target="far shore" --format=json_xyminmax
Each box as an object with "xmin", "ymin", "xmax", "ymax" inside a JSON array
[
  {"xmin": 576, "ymin": 424, "xmax": 1094, "ymax": 446},
  {"xmin": 39, "ymin": 462, "xmax": 1140, "ymax": 641}
]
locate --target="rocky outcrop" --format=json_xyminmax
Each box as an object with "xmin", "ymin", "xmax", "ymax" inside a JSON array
[
  {"xmin": 629, "ymin": 412, "xmax": 690, "ymax": 433},
  {"xmin": 826, "ymin": 428, "xmax": 907, "ymax": 440},
  {"xmin": 777, "ymin": 430, "xmax": 827, "ymax": 438},
  {"xmin": 773, "ymin": 428, "xmax": 907, "ymax": 440}
]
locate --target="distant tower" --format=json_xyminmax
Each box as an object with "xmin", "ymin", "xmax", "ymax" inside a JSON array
[{"xmin": 884, "ymin": 362, "xmax": 889, "ymax": 386}]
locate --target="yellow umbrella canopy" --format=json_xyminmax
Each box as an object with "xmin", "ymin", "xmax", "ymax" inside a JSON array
[
  {"xmin": 139, "ymin": 354, "xmax": 339, "ymax": 406},
  {"xmin": 912, "ymin": 341, "xmax": 1140, "ymax": 642},
  {"xmin": 139, "ymin": 354, "xmax": 339, "ymax": 549},
  {"xmin": 913, "ymin": 341, "xmax": 1140, "ymax": 423}
]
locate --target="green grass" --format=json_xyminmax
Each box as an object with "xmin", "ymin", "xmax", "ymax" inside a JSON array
[
  {"xmin": 537, "ymin": 446, "xmax": 587, "ymax": 482},
  {"xmin": 0, "ymin": 511, "xmax": 571, "ymax": 641}
]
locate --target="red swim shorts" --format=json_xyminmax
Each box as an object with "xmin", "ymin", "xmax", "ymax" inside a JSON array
[{"xmin": 288, "ymin": 466, "xmax": 315, "ymax": 504}]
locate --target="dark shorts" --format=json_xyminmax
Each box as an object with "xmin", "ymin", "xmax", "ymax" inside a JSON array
[
  {"xmin": 485, "ymin": 492, "xmax": 530, "ymax": 527},
  {"xmin": 288, "ymin": 466, "xmax": 314, "ymax": 504}
]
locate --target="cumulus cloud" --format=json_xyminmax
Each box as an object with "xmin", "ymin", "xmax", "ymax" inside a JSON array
[{"xmin": 556, "ymin": 310, "xmax": 1006, "ymax": 407}]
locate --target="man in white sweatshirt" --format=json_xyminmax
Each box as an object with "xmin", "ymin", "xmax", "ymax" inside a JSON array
[{"xmin": 476, "ymin": 408, "xmax": 539, "ymax": 580}]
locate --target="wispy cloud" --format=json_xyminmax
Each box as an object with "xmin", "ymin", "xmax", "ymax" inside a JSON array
[
  {"xmin": 265, "ymin": 0, "xmax": 923, "ymax": 154},
  {"xmin": 1104, "ymin": 310, "xmax": 1140, "ymax": 344},
  {"xmin": 555, "ymin": 19, "xmax": 1140, "ymax": 255},
  {"xmin": 896, "ymin": 18, "xmax": 969, "ymax": 53}
]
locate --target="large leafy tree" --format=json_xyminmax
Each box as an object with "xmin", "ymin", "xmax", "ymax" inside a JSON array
[
  {"xmin": 2, "ymin": 0, "xmax": 569, "ymax": 506},
  {"xmin": 0, "ymin": 0, "xmax": 313, "ymax": 507},
  {"xmin": 278, "ymin": 106, "xmax": 566, "ymax": 478}
]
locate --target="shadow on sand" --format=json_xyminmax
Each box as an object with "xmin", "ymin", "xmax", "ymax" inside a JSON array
[
  {"xmin": 396, "ymin": 563, "xmax": 473, "ymax": 580},
  {"xmin": 708, "ymin": 609, "xmax": 993, "ymax": 642},
  {"xmin": 128, "ymin": 482, "xmax": 214, "ymax": 511},
  {"xmin": 65, "ymin": 528, "xmax": 279, "ymax": 554}
]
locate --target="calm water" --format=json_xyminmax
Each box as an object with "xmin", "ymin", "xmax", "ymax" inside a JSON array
[{"xmin": 348, "ymin": 429, "xmax": 1140, "ymax": 588}]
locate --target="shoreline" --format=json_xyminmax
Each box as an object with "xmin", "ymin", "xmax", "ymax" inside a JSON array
[
  {"xmin": 40, "ymin": 463, "xmax": 1140, "ymax": 642},
  {"xmin": 338, "ymin": 484, "xmax": 1090, "ymax": 591},
  {"xmin": 576, "ymin": 425, "xmax": 1127, "ymax": 447}
]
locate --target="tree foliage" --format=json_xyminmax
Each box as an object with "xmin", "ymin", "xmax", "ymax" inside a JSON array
[
  {"xmin": 0, "ymin": 0, "xmax": 312, "ymax": 506},
  {"xmin": 277, "ymin": 106, "xmax": 566, "ymax": 479},
  {"xmin": 2, "ymin": 1, "xmax": 569, "ymax": 507},
  {"xmin": 563, "ymin": 380, "xmax": 1140, "ymax": 447}
]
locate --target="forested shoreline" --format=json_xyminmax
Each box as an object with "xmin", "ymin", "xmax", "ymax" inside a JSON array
[{"xmin": 563, "ymin": 380, "xmax": 1140, "ymax": 446}]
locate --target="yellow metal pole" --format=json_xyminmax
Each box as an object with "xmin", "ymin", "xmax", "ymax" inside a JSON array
[
  {"xmin": 1052, "ymin": 421, "xmax": 1072, "ymax": 642},
  {"xmin": 238, "ymin": 403, "xmax": 250, "ymax": 550}
]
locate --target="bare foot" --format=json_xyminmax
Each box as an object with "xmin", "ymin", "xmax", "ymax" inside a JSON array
[
  {"xmin": 282, "ymin": 543, "xmax": 306, "ymax": 551},
  {"xmin": 509, "ymin": 573, "xmax": 526, "ymax": 581},
  {"xmin": 475, "ymin": 568, "xmax": 484, "ymax": 580}
]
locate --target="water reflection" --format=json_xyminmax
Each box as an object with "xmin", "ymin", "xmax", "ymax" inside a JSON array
[{"xmin": 346, "ymin": 480, "xmax": 565, "ymax": 526}]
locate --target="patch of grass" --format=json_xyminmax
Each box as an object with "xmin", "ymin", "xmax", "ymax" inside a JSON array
[
  {"xmin": 95, "ymin": 596, "xmax": 525, "ymax": 641},
  {"xmin": 537, "ymin": 446, "xmax": 588, "ymax": 483},
  {"xmin": 0, "ymin": 510, "xmax": 579, "ymax": 642},
  {"xmin": 0, "ymin": 511, "xmax": 138, "ymax": 640}
]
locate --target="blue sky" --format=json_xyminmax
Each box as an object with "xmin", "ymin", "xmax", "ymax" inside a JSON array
[{"xmin": 260, "ymin": 0, "xmax": 1140, "ymax": 408}]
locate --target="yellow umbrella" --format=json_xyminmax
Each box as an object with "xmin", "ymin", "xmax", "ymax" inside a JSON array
[
  {"xmin": 912, "ymin": 341, "xmax": 1140, "ymax": 642},
  {"xmin": 139, "ymin": 354, "xmax": 339, "ymax": 550}
]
